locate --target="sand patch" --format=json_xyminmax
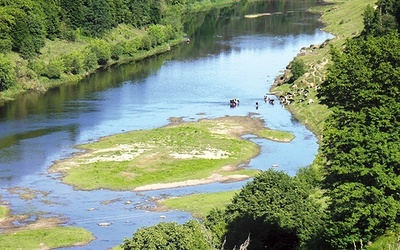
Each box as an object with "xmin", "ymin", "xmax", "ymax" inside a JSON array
[
  {"xmin": 134, "ymin": 173, "xmax": 249, "ymax": 191},
  {"xmin": 170, "ymin": 149, "xmax": 230, "ymax": 159}
]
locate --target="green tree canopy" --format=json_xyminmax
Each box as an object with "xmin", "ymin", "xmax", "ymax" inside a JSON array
[
  {"xmin": 0, "ymin": 53, "xmax": 15, "ymax": 91},
  {"xmin": 120, "ymin": 220, "xmax": 213, "ymax": 250},
  {"xmin": 318, "ymin": 32, "xmax": 400, "ymax": 111},
  {"xmin": 208, "ymin": 169, "xmax": 326, "ymax": 250}
]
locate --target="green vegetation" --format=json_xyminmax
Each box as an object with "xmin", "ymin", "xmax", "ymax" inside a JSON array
[
  {"xmin": 51, "ymin": 116, "xmax": 291, "ymax": 190},
  {"xmin": 0, "ymin": 227, "xmax": 94, "ymax": 249},
  {"xmin": 0, "ymin": 205, "xmax": 7, "ymax": 219},
  {"xmin": 272, "ymin": 0, "xmax": 377, "ymax": 137},
  {"xmin": 121, "ymin": 220, "xmax": 215, "ymax": 250},
  {"xmin": 160, "ymin": 190, "xmax": 238, "ymax": 219},
  {"xmin": 367, "ymin": 226, "xmax": 400, "ymax": 250},
  {"xmin": 123, "ymin": 170, "xmax": 326, "ymax": 250}
]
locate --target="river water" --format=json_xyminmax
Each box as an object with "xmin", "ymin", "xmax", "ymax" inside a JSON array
[{"xmin": 0, "ymin": 1, "xmax": 332, "ymax": 249}]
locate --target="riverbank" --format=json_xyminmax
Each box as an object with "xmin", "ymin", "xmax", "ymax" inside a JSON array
[
  {"xmin": 270, "ymin": 0, "xmax": 376, "ymax": 140},
  {"xmin": 0, "ymin": 0, "xmax": 261, "ymax": 106},
  {"xmin": 50, "ymin": 115, "xmax": 294, "ymax": 191}
]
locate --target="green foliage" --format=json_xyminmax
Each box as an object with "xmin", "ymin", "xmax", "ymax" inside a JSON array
[
  {"xmin": 88, "ymin": 39, "xmax": 111, "ymax": 65},
  {"xmin": 6, "ymin": 1, "xmax": 47, "ymax": 59},
  {"xmin": 62, "ymin": 51, "xmax": 84, "ymax": 74},
  {"xmin": 319, "ymin": 5, "xmax": 400, "ymax": 247},
  {"xmin": 121, "ymin": 220, "xmax": 213, "ymax": 250},
  {"xmin": 0, "ymin": 53, "xmax": 15, "ymax": 91},
  {"xmin": 147, "ymin": 24, "xmax": 167, "ymax": 46},
  {"xmin": 363, "ymin": 0, "xmax": 400, "ymax": 35},
  {"xmin": 83, "ymin": 49, "xmax": 98, "ymax": 71},
  {"xmin": 321, "ymin": 106, "xmax": 400, "ymax": 249},
  {"xmin": 290, "ymin": 59, "xmax": 306, "ymax": 83},
  {"xmin": 319, "ymin": 32, "xmax": 400, "ymax": 111},
  {"xmin": 83, "ymin": 0, "xmax": 113, "ymax": 37},
  {"xmin": 60, "ymin": 0, "xmax": 85, "ymax": 30},
  {"xmin": 0, "ymin": 226, "xmax": 94, "ymax": 249},
  {"xmin": 0, "ymin": 7, "xmax": 14, "ymax": 53},
  {"xmin": 212, "ymin": 169, "xmax": 326, "ymax": 250},
  {"xmin": 43, "ymin": 58, "xmax": 64, "ymax": 79}
]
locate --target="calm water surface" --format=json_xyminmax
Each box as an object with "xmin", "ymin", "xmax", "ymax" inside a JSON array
[{"xmin": 0, "ymin": 1, "xmax": 333, "ymax": 249}]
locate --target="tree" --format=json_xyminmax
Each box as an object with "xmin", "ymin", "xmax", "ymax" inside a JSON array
[
  {"xmin": 318, "ymin": 32, "xmax": 400, "ymax": 111},
  {"xmin": 88, "ymin": 39, "xmax": 111, "ymax": 65},
  {"xmin": 60, "ymin": 0, "xmax": 85, "ymax": 30},
  {"xmin": 211, "ymin": 169, "xmax": 326, "ymax": 250},
  {"xmin": 83, "ymin": 0, "xmax": 113, "ymax": 37},
  {"xmin": 321, "ymin": 105, "xmax": 400, "ymax": 249},
  {"xmin": 120, "ymin": 220, "xmax": 213, "ymax": 250},
  {"xmin": 0, "ymin": 7, "xmax": 14, "ymax": 53},
  {"xmin": 290, "ymin": 59, "xmax": 306, "ymax": 83},
  {"xmin": 0, "ymin": 53, "xmax": 15, "ymax": 91}
]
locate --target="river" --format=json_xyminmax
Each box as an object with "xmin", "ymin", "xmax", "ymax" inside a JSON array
[{"xmin": 0, "ymin": 1, "xmax": 333, "ymax": 249}]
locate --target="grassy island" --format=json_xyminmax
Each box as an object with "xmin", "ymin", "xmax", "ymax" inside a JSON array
[{"xmin": 50, "ymin": 115, "xmax": 294, "ymax": 191}]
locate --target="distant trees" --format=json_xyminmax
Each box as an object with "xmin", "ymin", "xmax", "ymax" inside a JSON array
[{"xmin": 0, "ymin": 0, "xmax": 193, "ymax": 91}]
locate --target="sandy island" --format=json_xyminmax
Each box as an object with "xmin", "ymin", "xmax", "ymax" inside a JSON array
[{"xmin": 50, "ymin": 115, "xmax": 294, "ymax": 191}]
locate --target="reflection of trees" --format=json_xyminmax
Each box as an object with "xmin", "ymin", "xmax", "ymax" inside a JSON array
[
  {"xmin": 0, "ymin": 56, "xmax": 166, "ymax": 120},
  {"xmin": 180, "ymin": 0, "xmax": 324, "ymax": 59}
]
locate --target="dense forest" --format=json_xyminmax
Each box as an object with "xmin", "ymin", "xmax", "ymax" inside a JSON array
[{"xmin": 121, "ymin": 0, "xmax": 400, "ymax": 249}]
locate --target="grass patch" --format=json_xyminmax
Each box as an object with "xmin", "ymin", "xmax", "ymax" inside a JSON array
[
  {"xmin": 51, "ymin": 116, "xmax": 290, "ymax": 190},
  {"xmin": 160, "ymin": 190, "xmax": 238, "ymax": 219},
  {"xmin": 367, "ymin": 226, "xmax": 400, "ymax": 250},
  {"xmin": 0, "ymin": 205, "xmax": 8, "ymax": 219},
  {"xmin": 255, "ymin": 129, "xmax": 295, "ymax": 142},
  {"xmin": 0, "ymin": 227, "xmax": 94, "ymax": 249}
]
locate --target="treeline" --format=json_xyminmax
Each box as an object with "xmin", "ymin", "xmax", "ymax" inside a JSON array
[
  {"xmin": 121, "ymin": 0, "xmax": 400, "ymax": 249},
  {"xmin": 317, "ymin": 0, "xmax": 400, "ymax": 248},
  {"xmin": 0, "ymin": 0, "xmax": 211, "ymax": 94}
]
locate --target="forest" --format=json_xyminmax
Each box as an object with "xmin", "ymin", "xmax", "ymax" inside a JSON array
[{"xmin": 121, "ymin": 0, "xmax": 400, "ymax": 249}]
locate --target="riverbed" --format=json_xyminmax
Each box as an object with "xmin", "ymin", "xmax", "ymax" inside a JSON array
[{"xmin": 0, "ymin": 1, "xmax": 333, "ymax": 249}]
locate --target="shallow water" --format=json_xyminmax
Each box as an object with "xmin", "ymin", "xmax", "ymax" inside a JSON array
[{"xmin": 0, "ymin": 1, "xmax": 333, "ymax": 249}]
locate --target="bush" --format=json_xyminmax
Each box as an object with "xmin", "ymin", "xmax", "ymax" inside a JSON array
[
  {"xmin": 88, "ymin": 39, "xmax": 111, "ymax": 65},
  {"xmin": 218, "ymin": 169, "xmax": 327, "ymax": 250},
  {"xmin": 290, "ymin": 59, "xmax": 306, "ymax": 83},
  {"xmin": 62, "ymin": 51, "xmax": 84, "ymax": 74},
  {"xmin": 0, "ymin": 54, "xmax": 16, "ymax": 91},
  {"xmin": 83, "ymin": 49, "xmax": 98, "ymax": 71},
  {"xmin": 43, "ymin": 58, "xmax": 64, "ymax": 79},
  {"xmin": 121, "ymin": 220, "xmax": 213, "ymax": 250}
]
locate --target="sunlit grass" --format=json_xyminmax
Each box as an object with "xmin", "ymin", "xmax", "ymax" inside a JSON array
[
  {"xmin": 52, "ymin": 116, "xmax": 291, "ymax": 190},
  {"xmin": 0, "ymin": 205, "xmax": 8, "ymax": 219},
  {"xmin": 366, "ymin": 226, "xmax": 400, "ymax": 250},
  {"xmin": 0, "ymin": 227, "xmax": 94, "ymax": 249},
  {"xmin": 160, "ymin": 190, "xmax": 238, "ymax": 219}
]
